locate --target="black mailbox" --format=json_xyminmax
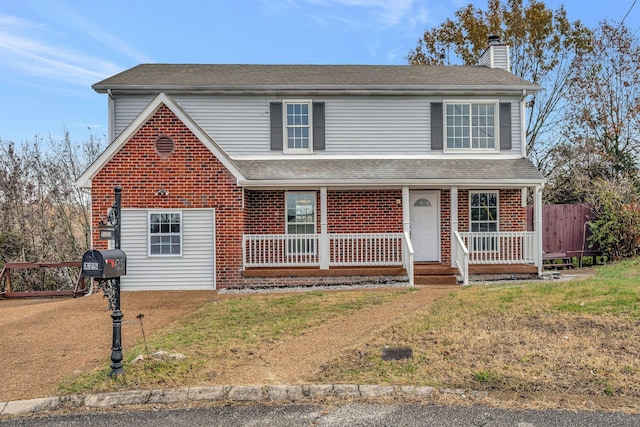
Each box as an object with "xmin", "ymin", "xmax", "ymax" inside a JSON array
[{"xmin": 81, "ymin": 249, "xmax": 127, "ymax": 278}]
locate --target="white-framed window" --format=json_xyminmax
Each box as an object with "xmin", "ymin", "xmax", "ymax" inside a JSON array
[
  {"xmin": 469, "ymin": 191, "xmax": 499, "ymax": 252},
  {"xmin": 286, "ymin": 192, "xmax": 316, "ymax": 253},
  {"xmin": 148, "ymin": 212, "xmax": 182, "ymax": 256},
  {"xmin": 445, "ymin": 101, "xmax": 498, "ymax": 151},
  {"xmin": 284, "ymin": 100, "xmax": 312, "ymax": 153}
]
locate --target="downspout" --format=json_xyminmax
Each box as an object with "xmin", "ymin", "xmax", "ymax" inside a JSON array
[
  {"xmin": 520, "ymin": 89, "xmax": 527, "ymax": 159},
  {"xmin": 108, "ymin": 89, "xmax": 115, "ymax": 143}
]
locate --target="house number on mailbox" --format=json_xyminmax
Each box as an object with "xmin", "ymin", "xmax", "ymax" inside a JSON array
[{"xmin": 83, "ymin": 262, "xmax": 99, "ymax": 270}]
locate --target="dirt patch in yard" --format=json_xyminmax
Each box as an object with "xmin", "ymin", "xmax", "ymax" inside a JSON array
[
  {"xmin": 0, "ymin": 285, "xmax": 457, "ymax": 403},
  {"xmin": 0, "ymin": 291, "xmax": 216, "ymax": 402}
]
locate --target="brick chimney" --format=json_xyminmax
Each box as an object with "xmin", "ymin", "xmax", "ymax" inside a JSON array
[{"xmin": 478, "ymin": 35, "xmax": 511, "ymax": 72}]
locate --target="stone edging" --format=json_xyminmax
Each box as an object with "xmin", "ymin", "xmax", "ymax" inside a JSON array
[{"xmin": 0, "ymin": 385, "xmax": 489, "ymax": 416}]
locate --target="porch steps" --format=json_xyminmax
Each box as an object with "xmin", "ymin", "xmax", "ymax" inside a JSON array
[{"xmin": 414, "ymin": 263, "xmax": 459, "ymax": 286}]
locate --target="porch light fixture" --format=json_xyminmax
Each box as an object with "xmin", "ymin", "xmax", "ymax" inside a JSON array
[{"xmin": 156, "ymin": 188, "xmax": 169, "ymax": 197}]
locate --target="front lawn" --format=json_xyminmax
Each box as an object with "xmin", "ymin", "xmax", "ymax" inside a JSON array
[{"xmin": 61, "ymin": 258, "xmax": 640, "ymax": 409}]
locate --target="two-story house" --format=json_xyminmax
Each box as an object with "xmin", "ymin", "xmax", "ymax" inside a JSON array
[{"xmin": 76, "ymin": 40, "xmax": 545, "ymax": 291}]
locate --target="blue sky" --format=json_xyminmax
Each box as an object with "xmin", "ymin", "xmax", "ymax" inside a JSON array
[{"xmin": 1, "ymin": 0, "xmax": 638, "ymax": 145}]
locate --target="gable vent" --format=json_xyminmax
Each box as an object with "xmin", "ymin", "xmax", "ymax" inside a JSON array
[{"xmin": 155, "ymin": 136, "xmax": 175, "ymax": 158}]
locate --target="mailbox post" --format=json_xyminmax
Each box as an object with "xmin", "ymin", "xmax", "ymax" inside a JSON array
[{"xmin": 81, "ymin": 186, "xmax": 126, "ymax": 377}]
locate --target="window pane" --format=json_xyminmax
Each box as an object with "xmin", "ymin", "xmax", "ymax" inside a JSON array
[
  {"xmin": 149, "ymin": 212, "xmax": 182, "ymax": 256},
  {"xmin": 447, "ymin": 103, "xmax": 495, "ymax": 150},
  {"xmin": 286, "ymin": 193, "xmax": 315, "ymax": 235},
  {"xmin": 470, "ymin": 192, "xmax": 499, "ymax": 239}
]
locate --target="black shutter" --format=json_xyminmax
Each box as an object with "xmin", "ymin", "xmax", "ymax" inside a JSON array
[
  {"xmin": 431, "ymin": 103, "xmax": 443, "ymax": 150},
  {"xmin": 312, "ymin": 102, "xmax": 325, "ymax": 151},
  {"xmin": 270, "ymin": 102, "xmax": 283, "ymax": 151},
  {"xmin": 499, "ymin": 102, "xmax": 512, "ymax": 151}
]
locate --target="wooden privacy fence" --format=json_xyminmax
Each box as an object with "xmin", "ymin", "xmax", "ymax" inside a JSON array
[{"xmin": 526, "ymin": 204, "xmax": 601, "ymax": 265}]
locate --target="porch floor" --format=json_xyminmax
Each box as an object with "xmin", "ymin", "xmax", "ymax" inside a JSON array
[
  {"xmin": 243, "ymin": 263, "xmax": 538, "ymax": 286},
  {"xmin": 242, "ymin": 266, "xmax": 406, "ymax": 278},
  {"xmin": 469, "ymin": 264, "xmax": 538, "ymax": 274}
]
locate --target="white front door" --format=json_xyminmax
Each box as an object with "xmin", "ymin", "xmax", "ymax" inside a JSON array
[{"xmin": 410, "ymin": 191, "xmax": 440, "ymax": 262}]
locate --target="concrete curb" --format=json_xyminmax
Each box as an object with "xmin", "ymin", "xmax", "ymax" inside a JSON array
[{"xmin": 0, "ymin": 385, "xmax": 489, "ymax": 416}]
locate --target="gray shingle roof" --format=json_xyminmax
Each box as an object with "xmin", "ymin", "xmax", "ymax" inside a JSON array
[
  {"xmin": 234, "ymin": 158, "xmax": 544, "ymax": 185},
  {"xmin": 93, "ymin": 64, "xmax": 539, "ymax": 93}
]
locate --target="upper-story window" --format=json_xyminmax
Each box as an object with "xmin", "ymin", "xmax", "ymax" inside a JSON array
[
  {"xmin": 285, "ymin": 101, "xmax": 311, "ymax": 152},
  {"xmin": 270, "ymin": 101, "xmax": 325, "ymax": 153},
  {"xmin": 444, "ymin": 101, "xmax": 499, "ymax": 151}
]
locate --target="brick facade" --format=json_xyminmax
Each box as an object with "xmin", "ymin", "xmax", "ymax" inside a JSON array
[
  {"xmin": 91, "ymin": 104, "xmax": 245, "ymax": 287},
  {"xmin": 327, "ymin": 190, "xmax": 402, "ymax": 233},
  {"xmin": 90, "ymin": 104, "xmax": 529, "ymax": 289},
  {"xmin": 245, "ymin": 190, "xmax": 403, "ymax": 235}
]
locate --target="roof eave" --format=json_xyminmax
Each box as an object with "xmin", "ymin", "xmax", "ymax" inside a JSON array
[
  {"xmin": 238, "ymin": 178, "xmax": 545, "ymax": 189},
  {"xmin": 93, "ymin": 84, "xmax": 541, "ymax": 95}
]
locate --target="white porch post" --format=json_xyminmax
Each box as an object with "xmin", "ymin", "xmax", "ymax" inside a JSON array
[
  {"xmin": 450, "ymin": 187, "xmax": 458, "ymax": 267},
  {"xmin": 319, "ymin": 187, "xmax": 329, "ymax": 269},
  {"xmin": 535, "ymin": 185, "xmax": 544, "ymax": 276},
  {"xmin": 402, "ymin": 186, "xmax": 410, "ymax": 234}
]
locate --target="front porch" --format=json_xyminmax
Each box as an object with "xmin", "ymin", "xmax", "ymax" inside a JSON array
[{"xmin": 242, "ymin": 231, "xmax": 539, "ymax": 287}]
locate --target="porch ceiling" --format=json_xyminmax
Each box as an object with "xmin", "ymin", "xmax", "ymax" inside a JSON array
[{"xmin": 235, "ymin": 158, "xmax": 544, "ymax": 187}]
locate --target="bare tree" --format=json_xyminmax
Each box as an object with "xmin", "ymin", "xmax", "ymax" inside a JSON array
[
  {"xmin": 561, "ymin": 20, "xmax": 640, "ymax": 184},
  {"xmin": 0, "ymin": 132, "xmax": 103, "ymax": 269},
  {"xmin": 407, "ymin": 0, "xmax": 592, "ymax": 161}
]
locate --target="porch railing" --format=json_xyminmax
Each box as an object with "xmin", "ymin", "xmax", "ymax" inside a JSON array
[
  {"xmin": 243, "ymin": 234, "xmax": 319, "ymax": 268},
  {"xmin": 330, "ymin": 233, "xmax": 403, "ymax": 266},
  {"xmin": 453, "ymin": 231, "xmax": 469, "ymax": 285},
  {"xmin": 243, "ymin": 233, "xmax": 405, "ymax": 269},
  {"xmin": 458, "ymin": 231, "xmax": 535, "ymax": 264}
]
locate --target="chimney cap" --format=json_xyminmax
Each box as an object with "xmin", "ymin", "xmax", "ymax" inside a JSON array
[{"xmin": 488, "ymin": 35, "xmax": 502, "ymax": 45}]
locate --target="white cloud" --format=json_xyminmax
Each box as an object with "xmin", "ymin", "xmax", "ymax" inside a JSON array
[
  {"xmin": 61, "ymin": 12, "xmax": 153, "ymax": 64},
  {"xmin": 329, "ymin": 0, "xmax": 416, "ymax": 26},
  {"xmin": 0, "ymin": 17, "xmax": 121, "ymax": 87},
  {"xmin": 264, "ymin": 0, "xmax": 427, "ymax": 30}
]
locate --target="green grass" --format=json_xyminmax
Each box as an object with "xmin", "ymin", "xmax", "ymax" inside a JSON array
[
  {"xmin": 314, "ymin": 259, "xmax": 640, "ymax": 398},
  {"xmin": 59, "ymin": 288, "xmax": 409, "ymax": 394},
  {"xmin": 60, "ymin": 258, "xmax": 640, "ymax": 401}
]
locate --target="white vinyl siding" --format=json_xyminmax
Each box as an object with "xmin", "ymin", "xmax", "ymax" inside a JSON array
[
  {"xmin": 111, "ymin": 94, "xmax": 522, "ymax": 156},
  {"xmin": 120, "ymin": 208, "xmax": 215, "ymax": 291},
  {"xmin": 323, "ymin": 98, "xmax": 429, "ymax": 154},
  {"xmin": 114, "ymin": 96, "xmax": 154, "ymax": 138},
  {"xmin": 510, "ymin": 101, "xmax": 522, "ymax": 154}
]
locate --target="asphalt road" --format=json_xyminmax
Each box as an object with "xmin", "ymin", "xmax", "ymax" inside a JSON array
[{"xmin": 2, "ymin": 403, "xmax": 639, "ymax": 426}]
